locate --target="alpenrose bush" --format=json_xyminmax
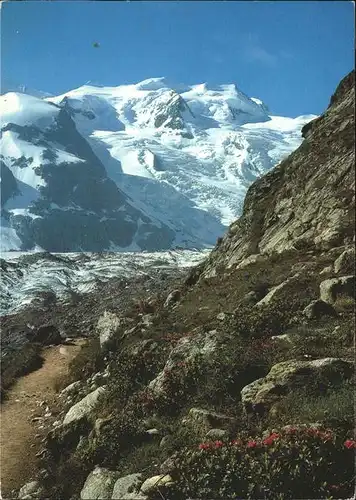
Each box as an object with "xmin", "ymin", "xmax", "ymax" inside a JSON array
[{"xmin": 169, "ymin": 427, "xmax": 355, "ymax": 499}]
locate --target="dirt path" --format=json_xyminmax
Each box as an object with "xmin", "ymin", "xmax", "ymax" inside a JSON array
[{"xmin": 0, "ymin": 340, "xmax": 87, "ymax": 498}]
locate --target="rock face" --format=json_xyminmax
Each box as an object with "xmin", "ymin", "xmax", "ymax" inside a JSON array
[
  {"xmin": 199, "ymin": 70, "xmax": 355, "ymax": 278},
  {"xmin": 241, "ymin": 358, "xmax": 353, "ymax": 414},
  {"xmin": 63, "ymin": 386, "xmax": 106, "ymax": 426}
]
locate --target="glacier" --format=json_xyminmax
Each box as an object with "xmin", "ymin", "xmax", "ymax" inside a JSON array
[{"xmin": 0, "ymin": 77, "xmax": 316, "ymax": 252}]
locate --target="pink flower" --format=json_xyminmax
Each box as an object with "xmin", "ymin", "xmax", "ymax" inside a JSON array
[
  {"xmin": 231, "ymin": 439, "xmax": 243, "ymax": 446},
  {"xmin": 214, "ymin": 440, "xmax": 224, "ymax": 448},
  {"xmin": 199, "ymin": 443, "xmax": 211, "ymax": 450},
  {"xmin": 247, "ymin": 440, "xmax": 258, "ymax": 448},
  {"xmin": 262, "ymin": 433, "xmax": 280, "ymax": 446},
  {"xmin": 344, "ymin": 439, "xmax": 356, "ymax": 449}
]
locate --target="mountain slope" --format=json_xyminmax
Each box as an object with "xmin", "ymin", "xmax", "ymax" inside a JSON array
[{"xmin": 1, "ymin": 79, "xmax": 315, "ymax": 251}]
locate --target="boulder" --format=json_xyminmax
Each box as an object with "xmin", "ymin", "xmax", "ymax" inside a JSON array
[
  {"xmin": 63, "ymin": 386, "xmax": 106, "ymax": 426},
  {"xmin": 148, "ymin": 330, "xmax": 217, "ymax": 396},
  {"xmin": 255, "ymin": 273, "xmax": 300, "ymax": 307},
  {"xmin": 111, "ymin": 473, "xmax": 144, "ymax": 499},
  {"xmin": 80, "ymin": 467, "xmax": 120, "ymax": 500},
  {"xmin": 334, "ymin": 248, "xmax": 355, "ymax": 274},
  {"xmin": 303, "ymin": 299, "xmax": 337, "ymax": 319},
  {"xmin": 241, "ymin": 358, "xmax": 353, "ymax": 415},
  {"xmin": 183, "ymin": 408, "xmax": 235, "ymax": 433},
  {"xmin": 319, "ymin": 275, "xmax": 355, "ymax": 303},
  {"xmin": 18, "ymin": 481, "xmax": 44, "ymax": 499},
  {"xmin": 96, "ymin": 311, "xmax": 122, "ymax": 351},
  {"xmin": 140, "ymin": 475, "xmax": 174, "ymax": 495},
  {"xmin": 164, "ymin": 289, "xmax": 181, "ymax": 308}
]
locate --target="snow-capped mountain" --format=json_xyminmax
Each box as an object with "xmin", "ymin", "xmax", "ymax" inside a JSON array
[{"xmin": 0, "ymin": 77, "xmax": 316, "ymax": 252}]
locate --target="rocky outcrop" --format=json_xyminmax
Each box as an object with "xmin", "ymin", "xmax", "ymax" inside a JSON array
[
  {"xmin": 96, "ymin": 311, "xmax": 122, "ymax": 351},
  {"xmin": 241, "ymin": 358, "xmax": 353, "ymax": 415},
  {"xmin": 199, "ymin": 70, "xmax": 355, "ymax": 278}
]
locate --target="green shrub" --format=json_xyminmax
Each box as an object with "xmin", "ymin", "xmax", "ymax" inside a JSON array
[
  {"xmin": 267, "ymin": 383, "xmax": 354, "ymax": 433},
  {"xmin": 169, "ymin": 428, "xmax": 356, "ymax": 499}
]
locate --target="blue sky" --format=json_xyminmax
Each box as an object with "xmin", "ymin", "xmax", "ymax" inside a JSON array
[{"xmin": 1, "ymin": 1, "xmax": 354, "ymax": 117}]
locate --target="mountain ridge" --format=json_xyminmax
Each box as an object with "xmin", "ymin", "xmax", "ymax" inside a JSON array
[{"xmin": 1, "ymin": 78, "xmax": 316, "ymax": 252}]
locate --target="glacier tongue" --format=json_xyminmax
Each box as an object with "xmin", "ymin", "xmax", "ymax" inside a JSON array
[{"xmin": 0, "ymin": 78, "xmax": 317, "ymax": 252}]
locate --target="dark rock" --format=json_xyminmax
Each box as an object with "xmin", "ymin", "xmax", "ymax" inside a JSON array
[
  {"xmin": 303, "ymin": 299, "xmax": 337, "ymax": 319},
  {"xmin": 31, "ymin": 325, "xmax": 62, "ymax": 345}
]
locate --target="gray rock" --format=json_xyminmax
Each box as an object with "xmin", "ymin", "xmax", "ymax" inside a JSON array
[
  {"xmin": 184, "ymin": 407, "xmax": 235, "ymax": 433},
  {"xmin": 255, "ymin": 274, "xmax": 300, "ymax": 307},
  {"xmin": 140, "ymin": 475, "xmax": 174, "ymax": 495},
  {"xmin": 111, "ymin": 473, "xmax": 143, "ymax": 499},
  {"xmin": 80, "ymin": 467, "xmax": 120, "ymax": 500},
  {"xmin": 148, "ymin": 330, "xmax": 217, "ymax": 396},
  {"xmin": 61, "ymin": 380, "xmax": 82, "ymax": 395},
  {"xmin": 18, "ymin": 481, "xmax": 44, "ymax": 499},
  {"xmin": 97, "ymin": 311, "xmax": 122, "ymax": 351},
  {"xmin": 164, "ymin": 289, "xmax": 181, "ymax": 308},
  {"xmin": 303, "ymin": 299, "xmax": 337, "ymax": 319},
  {"xmin": 146, "ymin": 428, "xmax": 160, "ymax": 436},
  {"xmin": 334, "ymin": 247, "xmax": 355, "ymax": 274},
  {"xmin": 216, "ymin": 312, "xmax": 226, "ymax": 321},
  {"xmin": 241, "ymin": 358, "xmax": 353, "ymax": 415},
  {"xmin": 320, "ymin": 275, "xmax": 355, "ymax": 303},
  {"xmin": 205, "ymin": 428, "xmax": 229, "ymax": 440},
  {"xmin": 63, "ymin": 386, "xmax": 106, "ymax": 426}
]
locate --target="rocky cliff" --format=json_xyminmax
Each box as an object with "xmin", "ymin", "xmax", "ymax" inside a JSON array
[{"xmin": 199, "ymin": 70, "xmax": 355, "ymax": 278}]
